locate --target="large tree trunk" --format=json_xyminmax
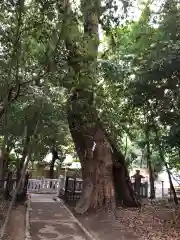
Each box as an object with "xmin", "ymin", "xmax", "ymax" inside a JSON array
[
  {"xmin": 67, "ymin": 90, "xmax": 139, "ymax": 214},
  {"xmin": 63, "ymin": 0, "xmax": 138, "ymax": 214}
]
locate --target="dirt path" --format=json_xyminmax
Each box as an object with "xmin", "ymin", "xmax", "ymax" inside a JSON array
[{"xmin": 30, "ymin": 194, "xmax": 91, "ymax": 240}]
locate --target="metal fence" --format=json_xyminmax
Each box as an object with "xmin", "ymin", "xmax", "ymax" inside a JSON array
[
  {"xmin": 59, "ymin": 176, "xmax": 83, "ymax": 202},
  {"xmin": 59, "ymin": 178, "xmax": 149, "ymax": 202},
  {"xmin": 132, "ymin": 182, "xmax": 148, "ymax": 198},
  {"xmin": 25, "ymin": 176, "xmax": 180, "ymax": 201}
]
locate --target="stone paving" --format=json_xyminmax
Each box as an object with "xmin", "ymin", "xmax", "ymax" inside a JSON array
[{"xmin": 30, "ymin": 194, "xmax": 90, "ymax": 240}]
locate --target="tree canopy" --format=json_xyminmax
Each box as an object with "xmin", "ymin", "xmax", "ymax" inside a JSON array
[{"xmin": 0, "ymin": 0, "xmax": 180, "ymax": 208}]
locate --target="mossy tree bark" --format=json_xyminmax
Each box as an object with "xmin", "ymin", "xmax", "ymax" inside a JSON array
[{"xmin": 62, "ymin": 0, "xmax": 139, "ymax": 213}]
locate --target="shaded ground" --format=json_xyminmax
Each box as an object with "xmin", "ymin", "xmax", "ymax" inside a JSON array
[
  {"xmin": 30, "ymin": 194, "xmax": 90, "ymax": 240},
  {"xmin": 0, "ymin": 195, "xmax": 26, "ymax": 240},
  {"xmin": 7, "ymin": 205, "xmax": 26, "ymax": 240},
  {"xmin": 29, "ymin": 194, "xmax": 180, "ymax": 240},
  {"xmin": 73, "ymin": 203, "xmax": 180, "ymax": 240},
  {"xmin": 0, "ymin": 196, "xmax": 9, "ymax": 239}
]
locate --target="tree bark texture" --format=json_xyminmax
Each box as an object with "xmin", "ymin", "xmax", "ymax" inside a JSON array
[
  {"xmin": 145, "ymin": 128, "xmax": 155, "ymax": 199},
  {"xmin": 153, "ymin": 124, "xmax": 178, "ymax": 204},
  {"xmin": 0, "ymin": 152, "xmax": 5, "ymax": 188},
  {"xmin": 148, "ymin": 161, "xmax": 155, "ymax": 199},
  {"xmin": 16, "ymin": 134, "xmax": 30, "ymax": 184},
  {"xmin": 0, "ymin": 151, "xmax": 9, "ymax": 188},
  {"xmin": 67, "ymin": 89, "xmax": 139, "ymax": 214},
  {"xmin": 49, "ymin": 148, "xmax": 59, "ymax": 179}
]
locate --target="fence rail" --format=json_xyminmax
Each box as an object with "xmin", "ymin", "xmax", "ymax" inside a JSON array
[
  {"xmin": 59, "ymin": 178, "xmax": 149, "ymax": 202},
  {"xmin": 132, "ymin": 182, "xmax": 148, "ymax": 198},
  {"xmin": 59, "ymin": 177, "xmax": 83, "ymax": 202},
  {"xmin": 26, "ymin": 177, "xmax": 169, "ymax": 199},
  {"xmin": 0, "ymin": 176, "xmax": 173, "ymax": 201},
  {"xmin": 27, "ymin": 177, "xmax": 64, "ymax": 193}
]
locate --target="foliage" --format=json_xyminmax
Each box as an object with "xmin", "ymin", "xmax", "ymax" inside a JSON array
[
  {"xmin": 99, "ymin": 0, "xmax": 180, "ymax": 172},
  {"xmin": 0, "ymin": 0, "xmax": 180, "ymax": 180}
]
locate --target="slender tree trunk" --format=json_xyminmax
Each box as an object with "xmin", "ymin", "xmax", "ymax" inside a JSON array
[
  {"xmin": 165, "ymin": 164, "xmax": 178, "ymax": 203},
  {"xmin": 0, "ymin": 151, "xmax": 5, "ymax": 188},
  {"xmin": 0, "ymin": 152, "xmax": 32, "ymax": 239},
  {"xmin": 4, "ymin": 171, "xmax": 13, "ymax": 200},
  {"xmin": 153, "ymin": 124, "xmax": 178, "ymax": 204},
  {"xmin": 148, "ymin": 160, "xmax": 155, "ymax": 199},
  {"xmin": 145, "ymin": 127, "xmax": 155, "ymax": 199},
  {"xmin": 0, "ymin": 151, "xmax": 10, "ymax": 188},
  {"xmin": 16, "ymin": 126, "xmax": 30, "ymax": 184},
  {"xmin": 49, "ymin": 148, "xmax": 58, "ymax": 179},
  {"xmin": 0, "ymin": 94, "xmax": 9, "ymax": 188},
  {"xmin": 124, "ymin": 136, "xmax": 128, "ymax": 159},
  {"xmin": 3, "ymin": 146, "xmax": 11, "ymax": 173},
  {"xmin": 68, "ymin": 91, "xmax": 139, "ymax": 214},
  {"xmin": 140, "ymin": 148, "xmax": 145, "ymax": 168},
  {"xmin": 49, "ymin": 158, "xmax": 56, "ymax": 179},
  {"xmin": 16, "ymin": 109, "xmax": 40, "ymax": 183}
]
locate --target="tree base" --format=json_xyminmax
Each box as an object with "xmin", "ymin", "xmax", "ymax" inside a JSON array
[
  {"xmin": 75, "ymin": 178, "xmax": 93, "ymax": 214},
  {"xmin": 67, "ymin": 88, "xmax": 139, "ymax": 214}
]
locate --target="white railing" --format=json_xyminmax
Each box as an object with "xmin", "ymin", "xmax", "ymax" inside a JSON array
[
  {"xmin": 27, "ymin": 176, "xmax": 64, "ymax": 194},
  {"xmin": 27, "ymin": 176, "xmax": 83, "ymax": 195}
]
